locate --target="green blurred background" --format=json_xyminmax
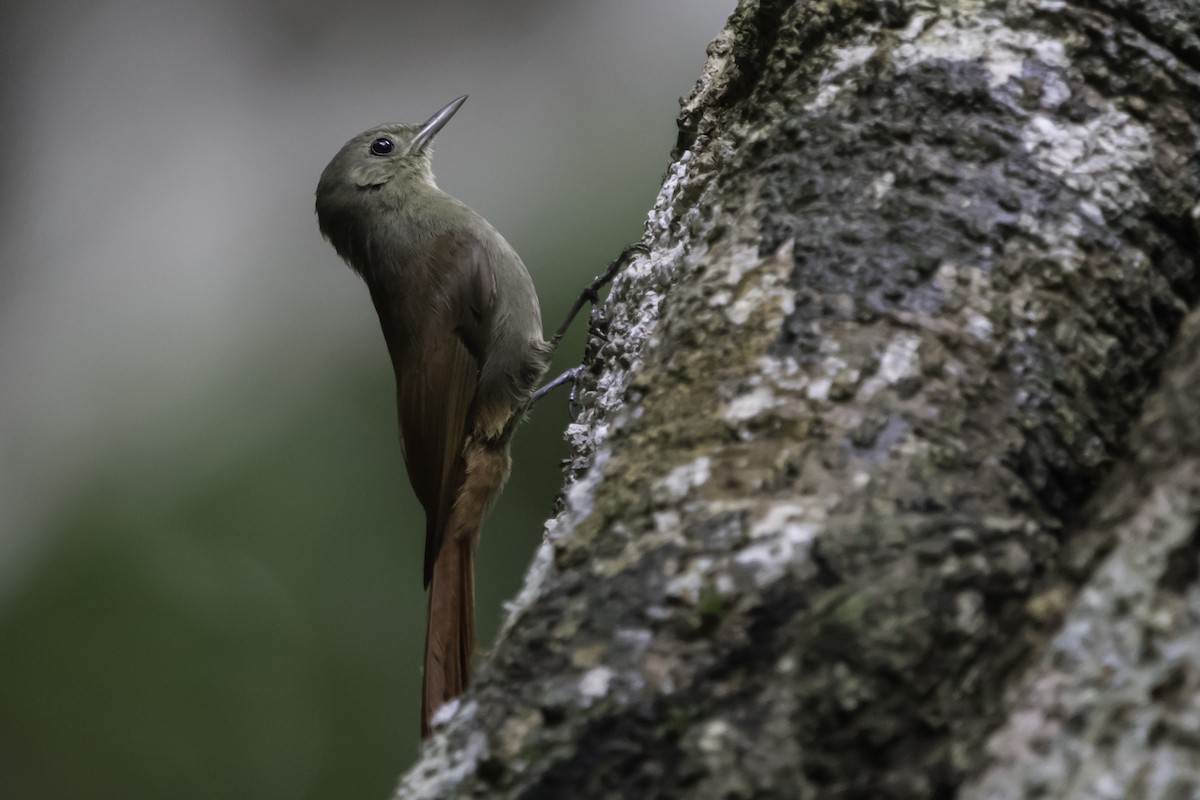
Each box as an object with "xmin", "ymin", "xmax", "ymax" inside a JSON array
[{"xmin": 0, "ymin": 1, "xmax": 730, "ymax": 797}]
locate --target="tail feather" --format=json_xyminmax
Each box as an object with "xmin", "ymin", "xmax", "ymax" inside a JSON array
[
  {"xmin": 420, "ymin": 441, "xmax": 509, "ymax": 738},
  {"xmin": 421, "ymin": 537, "xmax": 475, "ymax": 738}
]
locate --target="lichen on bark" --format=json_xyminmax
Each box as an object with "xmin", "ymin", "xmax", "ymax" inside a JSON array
[{"xmin": 394, "ymin": 0, "xmax": 1200, "ymax": 797}]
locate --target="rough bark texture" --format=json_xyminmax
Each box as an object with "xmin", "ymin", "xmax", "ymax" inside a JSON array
[{"xmin": 395, "ymin": 0, "xmax": 1200, "ymax": 797}]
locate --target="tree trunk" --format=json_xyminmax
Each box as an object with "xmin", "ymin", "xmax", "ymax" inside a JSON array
[{"xmin": 395, "ymin": 0, "xmax": 1200, "ymax": 797}]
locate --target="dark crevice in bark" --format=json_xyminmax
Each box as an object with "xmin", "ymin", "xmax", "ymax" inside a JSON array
[
  {"xmin": 718, "ymin": 0, "xmax": 793, "ymax": 108},
  {"xmin": 1157, "ymin": 521, "xmax": 1200, "ymax": 594},
  {"xmin": 1080, "ymin": 0, "xmax": 1200, "ymax": 73}
]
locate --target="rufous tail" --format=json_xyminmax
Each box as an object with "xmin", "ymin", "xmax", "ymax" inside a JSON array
[{"xmin": 420, "ymin": 442, "xmax": 509, "ymax": 738}]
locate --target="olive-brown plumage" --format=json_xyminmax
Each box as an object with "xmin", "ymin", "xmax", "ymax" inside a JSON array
[{"xmin": 314, "ymin": 97, "xmax": 549, "ymax": 737}]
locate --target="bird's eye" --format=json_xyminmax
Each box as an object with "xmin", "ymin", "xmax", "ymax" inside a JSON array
[{"xmin": 369, "ymin": 138, "xmax": 394, "ymax": 156}]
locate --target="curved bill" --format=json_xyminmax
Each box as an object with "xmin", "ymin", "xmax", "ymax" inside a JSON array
[{"xmin": 404, "ymin": 95, "xmax": 468, "ymax": 156}]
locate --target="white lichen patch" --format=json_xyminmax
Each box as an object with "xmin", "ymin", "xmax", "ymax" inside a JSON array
[
  {"xmin": 393, "ymin": 702, "xmax": 485, "ymax": 799},
  {"xmin": 430, "ymin": 697, "xmax": 464, "ymax": 729},
  {"xmin": 1035, "ymin": 69, "xmax": 1073, "ymax": 108},
  {"xmin": 654, "ymin": 456, "xmax": 712, "ymax": 503},
  {"xmin": 665, "ymin": 556, "xmax": 714, "ymax": 604},
  {"xmin": 654, "ymin": 510, "xmax": 682, "ymax": 535},
  {"xmin": 727, "ymin": 284, "xmax": 770, "ymax": 326},
  {"xmin": 867, "ymin": 170, "xmax": 896, "ymax": 206},
  {"xmin": 723, "ymin": 354, "xmax": 818, "ymax": 427},
  {"xmin": 966, "ymin": 312, "xmax": 994, "ymax": 340},
  {"xmin": 734, "ymin": 504, "xmax": 823, "ymax": 588},
  {"xmin": 748, "ymin": 504, "xmax": 816, "ymax": 537},
  {"xmin": 719, "ymin": 238, "xmax": 796, "ymax": 327},
  {"xmin": 1022, "ymin": 109, "xmax": 1152, "ymax": 218},
  {"xmin": 692, "ymin": 717, "xmax": 746, "ymax": 791},
  {"xmin": 1015, "ymin": 210, "xmax": 1088, "ymax": 270},
  {"xmin": 886, "ymin": 4, "xmax": 1154, "ymax": 239},
  {"xmin": 665, "ymin": 551, "xmax": 736, "ymax": 605},
  {"xmin": 933, "ymin": 261, "xmax": 998, "ymax": 342},
  {"xmin": 806, "ymin": 36, "xmax": 881, "ymax": 112},
  {"xmin": 806, "ymin": 375, "xmax": 834, "ymax": 402},
  {"xmin": 560, "ymin": 445, "xmax": 611, "ymax": 524},
  {"xmin": 878, "ymin": 333, "xmax": 922, "ymax": 382},
  {"xmin": 723, "ymin": 386, "xmax": 781, "ymax": 424},
  {"xmin": 698, "ymin": 718, "xmax": 734, "ymax": 755},
  {"xmin": 860, "ymin": 332, "xmax": 923, "ymax": 399},
  {"xmin": 578, "ymin": 667, "xmax": 615, "ymax": 702},
  {"xmin": 893, "ymin": 11, "xmax": 1068, "ymax": 89},
  {"xmin": 665, "ymin": 570, "xmax": 705, "ymax": 604}
]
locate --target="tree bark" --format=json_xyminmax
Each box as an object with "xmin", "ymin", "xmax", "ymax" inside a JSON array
[{"xmin": 395, "ymin": 0, "xmax": 1200, "ymax": 797}]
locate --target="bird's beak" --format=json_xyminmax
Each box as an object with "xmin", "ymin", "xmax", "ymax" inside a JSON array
[{"xmin": 404, "ymin": 95, "xmax": 468, "ymax": 156}]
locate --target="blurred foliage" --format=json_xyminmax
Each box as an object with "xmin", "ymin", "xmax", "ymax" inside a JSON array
[
  {"xmin": 0, "ymin": 1, "xmax": 731, "ymax": 797},
  {"xmin": 0, "ymin": 282, "xmax": 602, "ymax": 800}
]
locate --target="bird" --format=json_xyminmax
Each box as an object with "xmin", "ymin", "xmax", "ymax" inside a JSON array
[{"xmin": 315, "ymin": 96, "xmax": 550, "ymax": 737}]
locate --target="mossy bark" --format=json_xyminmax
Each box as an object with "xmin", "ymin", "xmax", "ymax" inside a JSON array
[{"xmin": 396, "ymin": 1, "xmax": 1200, "ymax": 797}]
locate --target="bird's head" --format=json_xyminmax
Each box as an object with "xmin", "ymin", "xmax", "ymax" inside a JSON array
[{"xmin": 315, "ymin": 96, "xmax": 468, "ymax": 266}]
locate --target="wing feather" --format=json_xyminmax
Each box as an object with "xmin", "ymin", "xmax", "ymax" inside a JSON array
[{"xmin": 390, "ymin": 233, "xmax": 495, "ymax": 586}]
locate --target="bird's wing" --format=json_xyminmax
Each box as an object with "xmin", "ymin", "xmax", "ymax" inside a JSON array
[{"xmin": 394, "ymin": 232, "xmax": 496, "ymax": 587}]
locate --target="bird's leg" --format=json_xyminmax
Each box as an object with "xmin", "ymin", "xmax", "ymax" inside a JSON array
[
  {"xmin": 529, "ymin": 243, "xmax": 648, "ymax": 408},
  {"xmin": 545, "ymin": 242, "xmax": 648, "ymax": 354},
  {"xmin": 531, "ymin": 366, "xmax": 581, "ymax": 403}
]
